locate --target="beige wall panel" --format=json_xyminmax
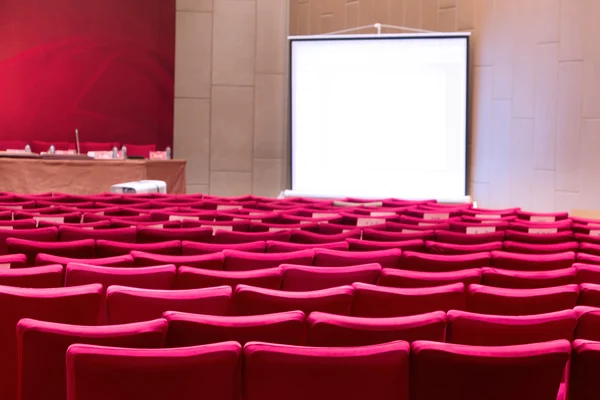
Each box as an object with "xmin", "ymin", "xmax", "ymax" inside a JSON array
[
  {"xmin": 186, "ymin": 184, "xmax": 210, "ymax": 194},
  {"xmin": 530, "ymin": 170, "xmax": 555, "ymax": 212},
  {"xmin": 404, "ymin": 0, "xmax": 421, "ymax": 29},
  {"xmin": 254, "ymin": 73, "xmax": 285, "ymax": 160},
  {"xmin": 559, "ymin": 0, "xmax": 584, "ymax": 61},
  {"xmin": 473, "ymin": 0, "xmax": 493, "ymax": 66},
  {"xmin": 345, "ymin": 1, "xmax": 360, "ymax": 31},
  {"xmin": 210, "ymin": 86, "xmax": 254, "ymax": 171},
  {"xmin": 580, "ymin": 120, "xmax": 600, "ymax": 208},
  {"xmin": 471, "ymin": 182, "xmax": 490, "ymax": 207},
  {"xmin": 555, "ymin": 61, "xmax": 583, "ymax": 192},
  {"xmin": 470, "ymin": 66, "xmax": 493, "ymax": 183},
  {"xmin": 212, "ymin": 0, "xmax": 256, "ymax": 85},
  {"xmin": 373, "ymin": 0, "xmax": 390, "ymax": 26},
  {"xmin": 438, "ymin": 8, "xmax": 457, "ymax": 32},
  {"xmin": 491, "ymin": 0, "xmax": 514, "ymax": 100},
  {"xmin": 177, "ymin": 0, "xmax": 213, "ymax": 12},
  {"xmin": 509, "ymin": 119, "xmax": 535, "ymax": 207},
  {"xmin": 456, "ymin": 0, "xmax": 474, "ymax": 30},
  {"xmin": 582, "ymin": 0, "xmax": 600, "ymax": 118},
  {"xmin": 488, "ymin": 100, "xmax": 512, "ymax": 207},
  {"xmin": 174, "ymin": 98, "xmax": 210, "ymax": 185},
  {"xmin": 533, "ymin": 0, "xmax": 559, "ymax": 44},
  {"xmin": 421, "ymin": 0, "xmax": 438, "ymax": 31},
  {"xmin": 358, "ymin": 0, "xmax": 376, "ymax": 30},
  {"xmin": 296, "ymin": 1, "xmax": 310, "ymax": 35},
  {"xmin": 511, "ymin": 0, "xmax": 536, "ymax": 118},
  {"xmin": 210, "ymin": 171, "xmax": 253, "ymax": 196},
  {"xmin": 253, "ymin": 159, "xmax": 284, "ymax": 197},
  {"xmin": 389, "ymin": 0, "xmax": 405, "ymax": 27},
  {"xmin": 256, "ymin": 0, "xmax": 287, "ymax": 74},
  {"xmin": 533, "ymin": 43, "xmax": 558, "ymax": 171},
  {"xmin": 440, "ymin": 0, "xmax": 457, "ymax": 9},
  {"xmin": 175, "ymin": 12, "xmax": 212, "ymax": 99}
]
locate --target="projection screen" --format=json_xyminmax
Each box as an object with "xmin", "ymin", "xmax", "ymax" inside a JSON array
[{"xmin": 289, "ymin": 33, "xmax": 470, "ymax": 200}]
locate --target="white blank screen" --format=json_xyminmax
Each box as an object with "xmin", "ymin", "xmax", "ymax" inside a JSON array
[{"xmin": 290, "ymin": 34, "xmax": 468, "ymax": 199}]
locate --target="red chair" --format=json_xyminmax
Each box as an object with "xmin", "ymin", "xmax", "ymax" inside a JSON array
[
  {"xmin": 66, "ymin": 342, "xmax": 241, "ymax": 400},
  {"xmin": 577, "ymin": 252, "xmax": 600, "ymax": 265},
  {"xmin": 122, "ymin": 143, "xmax": 157, "ymax": 158},
  {"xmin": 106, "ymin": 285, "xmax": 232, "ymax": 324},
  {"xmin": 575, "ymin": 263, "xmax": 600, "ymax": 284},
  {"xmin": 265, "ymin": 240, "xmax": 349, "ymax": 253},
  {"xmin": 214, "ymin": 230, "xmax": 291, "ymax": 244},
  {"xmin": 516, "ymin": 210, "xmax": 568, "ymax": 221},
  {"xmin": 175, "ymin": 266, "xmax": 282, "ymax": 290},
  {"xmin": 434, "ymin": 230, "xmax": 505, "ymax": 245},
  {"xmin": 577, "ymin": 283, "xmax": 600, "ymax": 307},
  {"xmin": 0, "ymin": 227, "xmax": 58, "ymax": 255},
  {"xmin": 0, "ymin": 265, "xmax": 63, "ymax": 288},
  {"xmin": 234, "ymin": 284, "xmax": 354, "ymax": 316},
  {"xmin": 425, "ymin": 240, "xmax": 503, "ymax": 255},
  {"xmin": 65, "ymin": 264, "xmax": 176, "ymax": 290},
  {"xmin": 346, "ymin": 238, "xmax": 425, "ymax": 252},
  {"xmin": 574, "ymin": 306, "xmax": 600, "ymax": 341},
  {"xmin": 182, "ymin": 240, "xmax": 266, "ymax": 255},
  {"xmin": 504, "ymin": 229, "xmax": 573, "ymax": 244},
  {"xmin": 0, "ymin": 284, "xmax": 102, "ymax": 400},
  {"xmin": 570, "ymin": 339, "xmax": 600, "ymax": 400},
  {"xmin": 0, "ymin": 220, "xmax": 37, "ymax": 229},
  {"xmin": 6, "ymin": 238, "xmax": 95, "ymax": 266},
  {"xmin": 313, "ymin": 248, "xmax": 402, "ymax": 269},
  {"xmin": 223, "ymin": 249, "xmax": 314, "ymax": 271},
  {"xmin": 79, "ymin": 141, "xmax": 120, "ymax": 153},
  {"xmin": 446, "ymin": 309, "xmax": 577, "ymax": 346},
  {"xmin": 481, "ymin": 267, "xmax": 577, "ymax": 289},
  {"xmin": 163, "ymin": 310, "xmax": 306, "ymax": 346},
  {"xmin": 502, "ymin": 240, "xmax": 579, "ymax": 254},
  {"xmin": 398, "ymin": 251, "xmax": 490, "ymax": 272},
  {"xmin": 467, "ymin": 284, "xmax": 579, "ymax": 315},
  {"xmin": 0, "ymin": 254, "xmax": 28, "ymax": 269},
  {"xmin": 243, "ymin": 341, "xmax": 410, "ymax": 400},
  {"xmin": 95, "ymin": 240, "xmax": 181, "ymax": 257},
  {"xmin": 137, "ymin": 227, "xmax": 213, "ymax": 243},
  {"xmin": 378, "ymin": 268, "xmax": 482, "ymax": 288},
  {"xmin": 362, "ymin": 229, "xmax": 435, "ymax": 242},
  {"xmin": 289, "ymin": 229, "xmax": 361, "ymax": 244},
  {"xmin": 17, "ymin": 318, "xmax": 167, "ymax": 400},
  {"xmin": 0, "ymin": 140, "xmax": 27, "ymax": 151},
  {"xmin": 351, "ymin": 282, "xmax": 466, "ymax": 318},
  {"xmin": 282, "ymin": 264, "xmax": 381, "ymax": 291},
  {"xmin": 410, "ymin": 340, "xmax": 570, "ymax": 400},
  {"xmin": 490, "ymin": 251, "xmax": 575, "ymax": 271},
  {"xmin": 35, "ymin": 254, "xmax": 134, "ymax": 268},
  {"xmin": 31, "ymin": 141, "xmax": 75, "ymax": 153},
  {"xmin": 131, "ymin": 251, "xmax": 224, "ymax": 269},
  {"xmin": 307, "ymin": 311, "xmax": 446, "ymax": 347},
  {"xmin": 58, "ymin": 226, "xmax": 137, "ymax": 243}
]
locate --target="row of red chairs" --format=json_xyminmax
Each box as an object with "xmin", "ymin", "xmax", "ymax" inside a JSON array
[{"xmin": 12, "ymin": 307, "xmax": 600, "ymax": 400}]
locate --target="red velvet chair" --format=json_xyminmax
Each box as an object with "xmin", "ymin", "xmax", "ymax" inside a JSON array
[
  {"xmin": 65, "ymin": 264, "xmax": 176, "ymax": 290},
  {"xmin": 6, "ymin": 238, "xmax": 95, "ymax": 266},
  {"xmin": 398, "ymin": 251, "xmax": 490, "ymax": 272},
  {"xmin": 265, "ymin": 240, "xmax": 349, "ymax": 253},
  {"xmin": 378, "ymin": 268, "xmax": 482, "ymax": 288},
  {"xmin": 481, "ymin": 267, "xmax": 577, "ymax": 289},
  {"xmin": 131, "ymin": 251, "xmax": 224, "ymax": 269},
  {"xmin": 0, "ymin": 265, "xmax": 63, "ymax": 288},
  {"xmin": 425, "ymin": 240, "xmax": 503, "ymax": 255},
  {"xmin": 313, "ymin": 248, "xmax": 402, "ymax": 269},
  {"xmin": 58, "ymin": 226, "xmax": 137, "ymax": 243},
  {"xmin": 122, "ymin": 143, "xmax": 157, "ymax": 158},
  {"xmin": 35, "ymin": 253, "xmax": 134, "ymax": 268},
  {"xmin": 174, "ymin": 266, "xmax": 283, "ymax": 290},
  {"xmin": 490, "ymin": 250, "xmax": 576, "ymax": 271},
  {"xmin": 95, "ymin": 240, "xmax": 181, "ymax": 257},
  {"xmin": 223, "ymin": 249, "xmax": 314, "ymax": 271},
  {"xmin": 182, "ymin": 240, "xmax": 266, "ymax": 255},
  {"xmin": 282, "ymin": 264, "xmax": 381, "ymax": 291},
  {"xmin": 570, "ymin": 339, "xmax": 600, "ymax": 400}
]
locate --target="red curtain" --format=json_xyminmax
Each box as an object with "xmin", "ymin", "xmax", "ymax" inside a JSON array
[{"xmin": 0, "ymin": 0, "xmax": 175, "ymax": 149}]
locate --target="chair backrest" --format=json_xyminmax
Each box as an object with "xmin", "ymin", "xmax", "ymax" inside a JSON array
[
  {"xmin": 362, "ymin": 229, "xmax": 435, "ymax": 242},
  {"xmin": 163, "ymin": 310, "xmax": 306, "ymax": 347},
  {"xmin": 131, "ymin": 251, "xmax": 224, "ymax": 269},
  {"xmin": 122, "ymin": 143, "xmax": 157, "ymax": 157},
  {"xmin": 481, "ymin": 267, "xmax": 577, "ymax": 289},
  {"xmin": 282, "ymin": 264, "xmax": 381, "ymax": 291},
  {"xmin": 467, "ymin": 284, "xmax": 580, "ymax": 315},
  {"xmin": 35, "ymin": 254, "xmax": 134, "ymax": 268},
  {"xmin": 234, "ymin": 284, "xmax": 354, "ymax": 316},
  {"xmin": 502, "ymin": 240, "xmax": 579, "ymax": 254},
  {"xmin": 0, "ymin": 254, "xmax": 29, "ymax": 269},
  {"xmin": 578, "ymin": 283, "xmax": 600, "ymax": 307},
  {"xmin": 223, "ymin": 249, "xmax": 314, "ymax": 271},
  {"xmin": 575, "ymin": 263, "xmax": 600, "ymax": 284},
  {"xmin": 0, "ymin": 284, "xmax": 102, "ymax": 400},
  {"xmin": 243, "ymin": 341, "xmax": 410, "ymax": 400},
  {"xmin": 378, "ymin": 268, "xmax": 482, "ymax": 288},
  {"xmin": 410, "ymin": 340, "xmax": 570, "ymax": 400},
  {"xmin": 106, "ymin": 285, "xmax": 232, "ymax": 324},
  {"xmin": 137, "ymin": 227, "xmax": 213, "ymax": 243},
  {"xmin": 0, "ymin": 265, "xmax": 63, "ymax": 288},
  {"xmin": 289, "ymin": 229, "xmax": 361, "ymax": 244},
  {"xmin": 95, "ymin": 240, "xmax": 182, "ymax": 257},
  {"xmin": 446, "ymin": 309, "xmax": 577, "ymax": 346},
  {"xmin": 434, "ymin": 230, "xmax": 505, "ymax": 245},
  {"xmin": 424, "ymin": 240, "xmax": 503, "ymax": 255},
  {"xmin": 6, "ymin": 238, "xmax": 96, "ymax": 265},
  {"xmin": 574, "ymin": 306, "xmax": 600, "ymax": 341},
  {"xmin": 175, "ymin": 266, "xmax": 283, "ymax": 290},
  {"xmin": 65, "ymin": 264, "xmax": 176, "ymax": 290},
  {"xmin": 266, "ymin": 240, "xmax": 349, "ymax": 253},
  {"xmin": 214, "ymin": 230, "xmax": 291, "ymax": 244},
  {"xmin": 58, "ymin": 226, "xmax": 137, "ymax": 243},
  {"xmin": 17, "ymin": 318, "xmax": 167, "ymax": 400},
  {"xmin": 346, "ymin": 238, "xmax": 425, "ymax": 252},
  {"xmin": 570, "ymin": 340, "xmax": 600, "ymax": 400},
  {"xmin": 0, "ymin": 227, "xmax": 58, "ymax": 255},
  {"xmin": 182, "ymin": 240, "xmax": 266, "ymax": 255},
  {"xmin": 307, "ymin": 311, "xmax": 447, "ymax": 347},
  {"xmin": 490, "ymin": 251, "xmax": 576, "ymax": 271},
  {"xmin": 504, "ymin": 229, "xmax": 573, "ymax": 244},
  {"xmin": 66, "ymin": 342, "xmax": 242, "ymax": 400},
  {"xmin": 351, "ymin": 282, "xmax": 466, "ymax": 318},
  {"xmin": 398, "ymin": 251, "xmax": 490, "ymax": 272},
  {"xmin": 313, "ymin": 248, "xmax": 402, "ymax": 269}
]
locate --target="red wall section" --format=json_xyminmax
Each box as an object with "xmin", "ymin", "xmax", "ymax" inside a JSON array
[{"xmin": 0, "ymin": 0, "xmax": 175, "ymax": 148}]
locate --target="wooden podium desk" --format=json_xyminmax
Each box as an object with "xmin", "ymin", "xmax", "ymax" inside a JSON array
[{"xmin": 0, "ymin": 158, "xmax": 187, "ymax": 194}]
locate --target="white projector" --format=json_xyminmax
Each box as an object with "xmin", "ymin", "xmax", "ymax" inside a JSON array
[{"xmin": 110, "ymin": 180, "xmax": 167, "ymax": 194}]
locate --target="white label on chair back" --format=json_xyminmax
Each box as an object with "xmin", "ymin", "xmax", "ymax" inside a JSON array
[
  {"xmin": 1, "ymin": 205, "xmax": 22, "ymax": 210},
  {"xmin": 299, "ymin": 220, "xmax": 314, "ymax": 224},
  {"xmin": 342, "ymin": 229, "xmax": 353, "ymax": 233},
  {"xmin": 94, "ymin": 211, "xmax": 105, "ymax": 216},
  {"xmin": 423, "ymin": 213, "xmax": 449, "ymax": 220},
  {"xmin": 0, "ymin": 226, "xmax": 13, "ymax": 230},
  {"xmin": 466, "ymin": 226, "xmax": 496, "ymax": 234},
  {"xmin": 33, "ymin": 216, "xmax": 64, "ymax": 223},
  {"xmin": 357, "ymin": 218, "xmax": 385, "ymax": 227},
  {"xmin": 475, "ymin": 214, "xmax": 501, "ymax": 219},
  {"xmin": 529, "ymin": 228, "xmax": 558, "ymax": 234},
  {"xmin": 211, "ymin": 225, "xmax": 233, "ymax": 233},
  {"xmin": 248, "ymin": 212, "xmax": 264, "ymax": 216},
  {"xmin": 148, "ymin": 224, "xmax": 164, "ymax": 229},
  {"xmin": 169, "ymin": 215, "xmax": 200, "ymax": 221},
  {"xmin": 313, "ymin": 213, "xmax": 339, "ymax": 219},
  {"xmin": 418, "ymin": 222, "xmax": 439, "ymax": 226},
  {"xmin": 269, "ymin": 227, "xmax": 295, "ymax": 232},
  {"xmin": 370, "ymin": 212, "xmax": 396, "ymax": 217},
  {"xmin": 530, "ymin": 216, "xmax": 556, "ymax": 222},
  {"xmin": 402, "ymin": 229, "xmax": 420, "ymax": 233},
  {"xmin": 589, "ymin": 230, "xmax": 600, "ymax": 237},
  {"xmin": 0, "ymin": 263, "xmax": 10, "ymax": 269},
  {"xmin": 216, "ymin": 205, "xmax": 242, "ymax": 211},
  {"xmin": 81, "ymin": 226, "xmax": 95, "ymax": 230}
]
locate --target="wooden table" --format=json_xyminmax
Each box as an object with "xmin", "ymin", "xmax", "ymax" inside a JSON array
[{"xmin": 0, "ymin": 158, "xmax": 186, "ymax": 194}]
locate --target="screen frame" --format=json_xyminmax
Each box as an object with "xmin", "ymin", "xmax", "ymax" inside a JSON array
[{"xmin": 288, "ymin": 32, "xmax": 471, "ymax": 199}]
